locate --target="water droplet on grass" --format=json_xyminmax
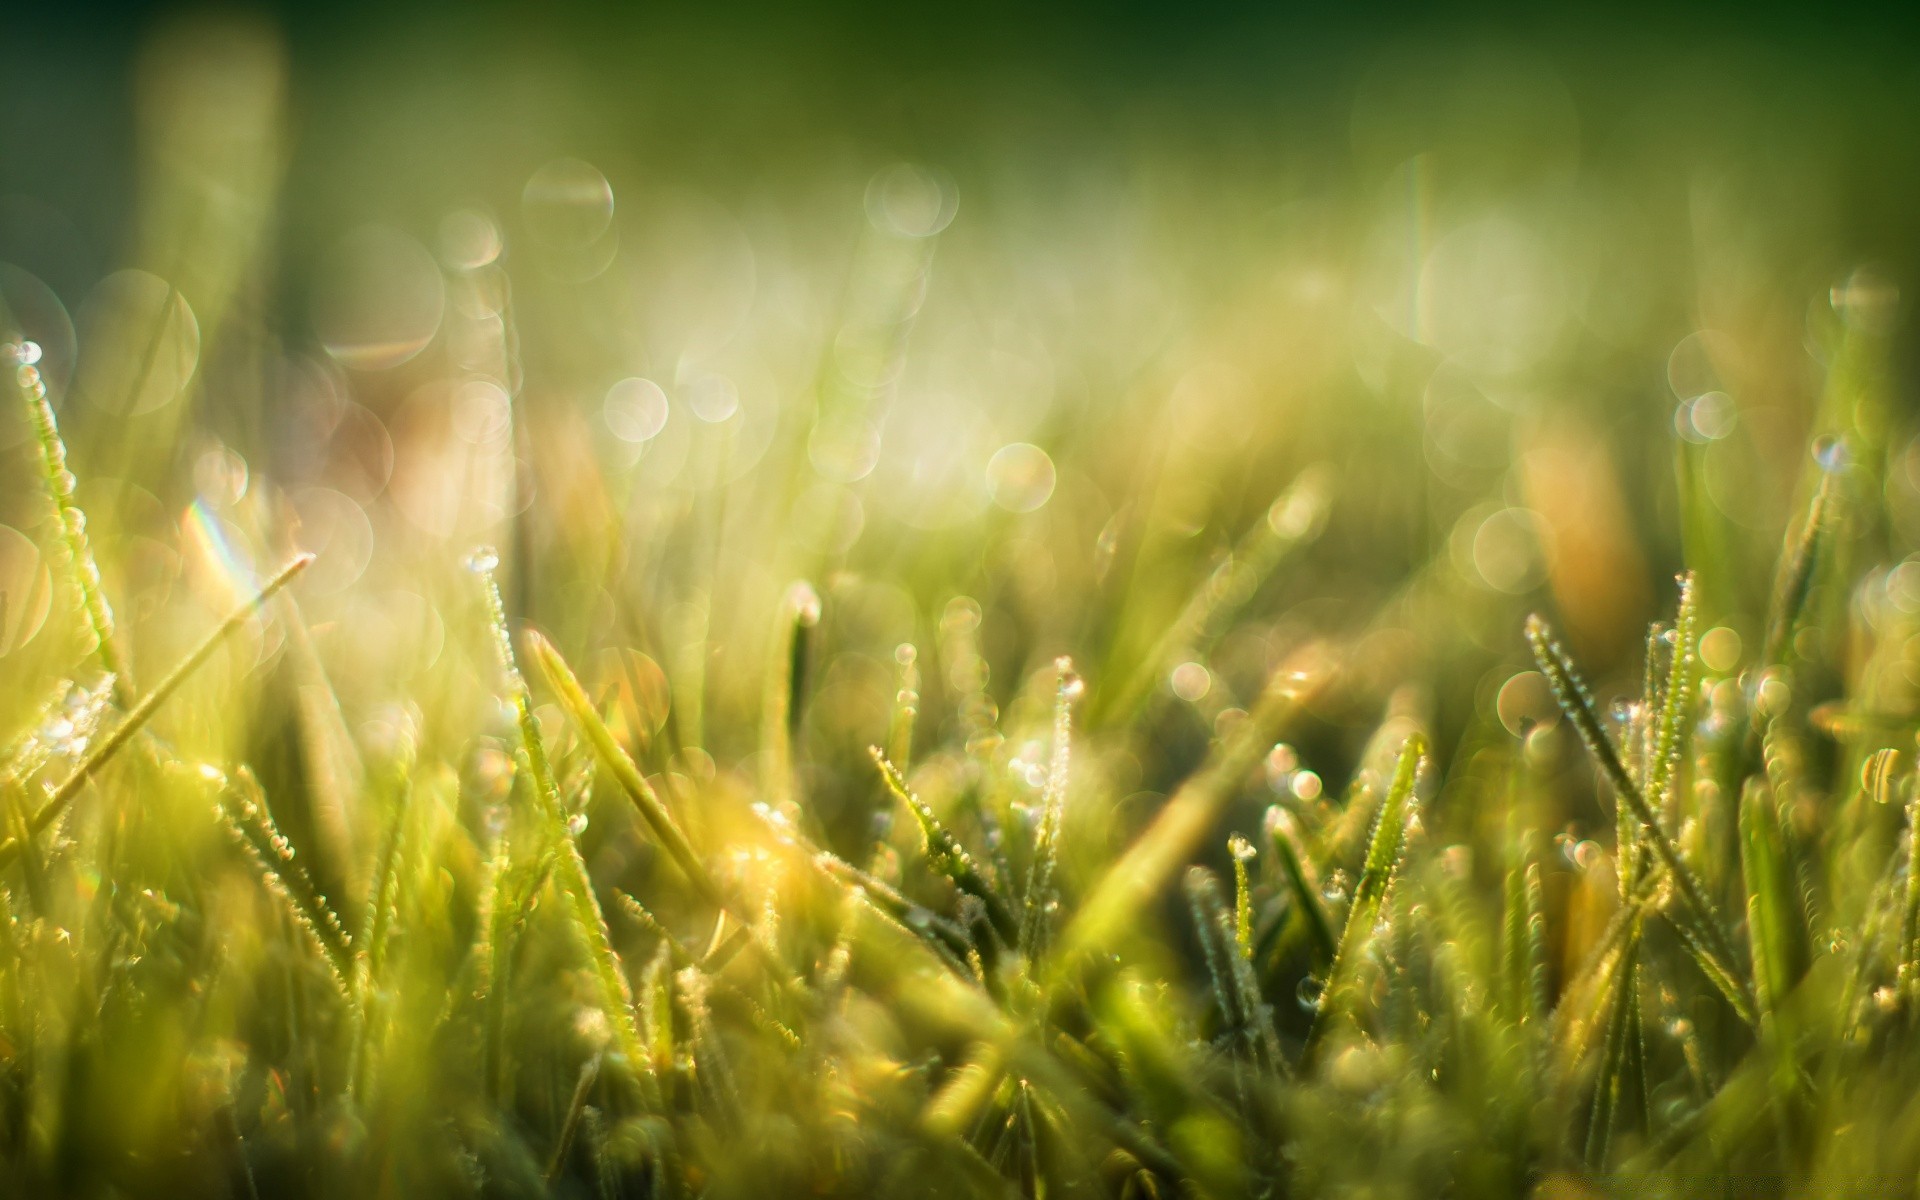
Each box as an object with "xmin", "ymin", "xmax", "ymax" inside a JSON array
[{"xmin": 1297, "ymin": 975, "xmax": 1325, "ymax": 1012}]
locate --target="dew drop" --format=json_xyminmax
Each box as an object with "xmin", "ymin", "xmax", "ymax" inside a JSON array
[
  {"xmin": 1296, "ymin": 975, "xmax": 1325, "ymax": 1012},
  {"xmin": 788, "ymin": 580, "xmax": 823, "ymax": 627},
  {"xmin": 567, "ymin": 812, "xmax": 589, "ymax": 837},
  {"xmin": 14, "ymin": 339, "xmax": 42, "ymax": 366},
  {"xmin": 1321, "ymin": 870, "xmax": 1350, "ymax": 905},
  {"xmin": 1813, "ymin": 435, "xmax": 1850, "ymax": 473},
  {"xmin": 1228, "ymin": 834, "xmax": 1258, "ymax": 862},
  {"xmin": 1056, "ymin": 658, "xmax": 1085, "ymax": 701},
  {"xmin": 466, "ymin": 545, "xmax": 500, "ymax": 574}
]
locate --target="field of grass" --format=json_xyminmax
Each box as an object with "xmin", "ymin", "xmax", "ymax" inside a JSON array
[{"xmin": 4, "ymin": 11, "xmax": 1920, "ymax": 1198}]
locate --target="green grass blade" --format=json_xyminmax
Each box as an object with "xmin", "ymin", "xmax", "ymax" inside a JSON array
[
  {"xmin": 1647, "ymin": 574, "xmax": 1700, "ymax": 835},
  {"xmin": 1584, "ymin": 940, "xmax": 1640, "ymax": 1170},
  {"xmin": 1229, "ymin": 835, "xmax": 1255, "ymax": 960},
  {"xmin": 472, "ymin": 554, "xmax": 652, "ymax": 1093},
  {"xmin": 889, "ymin": 642, "xmax": 920, "ymax": 773},
  {"xmin": 1264, "ymin": 806, "xmax": 1337, "ymax": 966},
  {"xmin": 1303, "ymin": 732, "xmax": 1423, "ymax": 1060},
  {"xmin": 1047, "ymin": 641, "xmax": 1333, "ymax": 987},
  {"xmin": 1019, "ymin": 657, "xmax": 1081, "ymax": 962},
  {"xmin": 1762, "ymin": 467, "xmax": 1835, "ymax": 668},
  {"xmin": 1900, "ymin": 774, "xmax": 1920, "ymax": 1006},
  {"xmin": 1739, "ymin": 779, "xmax": 1805, "ymax": 1023},
  {"xmin": 761, "ymin": 581, "xmax": 820, "ymax": 817},
  {"xmin": 13, "ymin": 341, "xmax": 129, "ymax": 699},
  {"xmin": 0, "ymin": 553, "xmax": 313, "ymax": 867},
  {"xmin": 207, "ymin": 764, "xmax": 354, "ymax": 998},
  {"xmin": 525, "ymin": 627, "xmax": 726, "ymax": 911},
  {"xmin": 871, "ymin": 746, "xmax": 1018, "ymax": 944},
  {"xmin": 1526, "ymin": 612, "xmax": 1756, "ymax": 1027}
]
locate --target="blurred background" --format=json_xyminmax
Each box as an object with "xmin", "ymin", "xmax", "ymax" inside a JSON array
[
  {"xmin": 3, "ymin": 0, "xmax": 1920, "ymax": 858},
  {"xmin": 11, "ymin": 6, "xmax": 1920, "ymax": 1192}
]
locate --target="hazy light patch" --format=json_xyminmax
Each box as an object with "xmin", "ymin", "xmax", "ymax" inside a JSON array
[
  {"xmin": 1452, "ymin": 505, "xmax": 1547, "ymax": 593},
  {"xmin": 180, "ymin": 499, "xmax": 257, "ymax": 609},
  {"xmin": 331, "ymin": 589, "xmax": 444, "ymax": 685},
  {"xmin": 313, "ymin": 226, "xmax": 445, "ymax": 371},
  {"xmin": 604, "ymin": 377, "xmax": 669, "ymax": 443},
  {"xmin": 1418, "ymin": 218, "xmax": 1567, "ymax": 378},
  {"xmin": 1170, "ymin": 661, "xmax": 1211, "ymax": 702},
  {"xmin": 1675, "ymin": 391, "xmax": 1736, "ymax": 443},
  {"xmin": 74, "ymin": 270, "xmax": 199, "ymax": 413},
  {"xmin": 866, "ymin": 164, "xmax": 957, "ymax": 238},
  {"xmin": 523, "ymin": 158, "xmax": 615, "ymax": 247},
  {"xmin": 684, "ymin": 372, "xmax": 740, "ymax": 423},
  {"xmin": 1831, "ymin": 264, "xmax": 1899, "ymax": 335},
  {"xmin": 524, "ymin": 158, "xmax": 618, "ymax": 280},
  {"xmin": 986, "ymin": 442, "xmax": 1056, "ymax": 512},
  {"xmin": 191, "ymin": 442, "xmax": 249, "ymax": 508},
  {"xmin": 389, "ymin": 380, "xmax": 516, "ymax": 538},
  {"xmin": 592, "ymin": 646, "xmax": 672, "ymax": 745},
  {"xmin": 439, "ymin": 208, "xmax": 502, "ymax": 270},
  {"xmin": 624, "ymin": 191, "xmax": 758, "ymax": 362},
  {"xmin": 0, "ymin": 525, "xmax": 52, "ymax": 655},
  {"xmin": 1666, "ymin": 330, "xmax": 1736, "ymax": 400},
  {"xmin": 1889, "ymin": 560, "xmax": 1920, "ymax": 615},
  {"xmin": 792, "ymin": 483, "xmax": 866, "ymax": 555},
  {"xmin": 0, "ymin": 264, "xmax": 75, "ymax": 426},
  {"xmin": 877, "ymin": 401, "xmax": 994, "ymax": 530},
  {"xmin": 1423, "ymin": 363, "xmax": 1511, "ymax": 485},
  {"xmin": 677, "ymin": 359, "xmax": 781, "ymax": 485},
  {"xmin": 288, "ymin": 487, "xmax": 374, "ymax": 597},
  {"xmin": 451, "ymin": 380, "xmax": 513, "ymax": 445},
  {"xmin": 1700, "ymin": 626, "xmax": 1742, "ymax": 674},
  {"xmin": 1495, "ymin": 670, "xmax": 1558, "ymax": 737},
  {"xmin": 808, "ymin": 414, "xmax": 882, "ymax": 483}
]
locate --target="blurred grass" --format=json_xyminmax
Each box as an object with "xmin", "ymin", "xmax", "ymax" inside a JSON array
[{"xmin": 4, "ymin": 7, "xmax": 1920, "ymax": 1197}]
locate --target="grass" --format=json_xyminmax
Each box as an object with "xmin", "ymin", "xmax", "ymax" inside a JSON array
[{"xmin": 2, "ymin": 72, "xmax": 1919, "ymax": 1198}]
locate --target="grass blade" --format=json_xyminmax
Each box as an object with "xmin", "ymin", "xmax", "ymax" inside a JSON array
[
  {"xmin": 1020, "ymin": 657, "xmax": 1081, "ymax": 962},
  {"xmin": 0, "ymin": 553, "xmax": 313, "ymax": 867},
  {"xmin": 524, "ymin": 627, "xmax": 726, "ymax": 911},
  {"xmin": 206, "ymin": 764, "xmax": 354, "ymax": 999},
  {"xmin": 1047, "ymin": 641, "xmax": 1334, "ymax": 986},
  {"xmin": 1526, "ymin": 612, "xmax": 1757, "ymax": 1027},
  {"xmin": 1762, "ymin": 465, "xmax": 1835, "ymax": 669},
  {"xmin": 1264, "ymin": 806, "xmax": 1337, "ymax": 967},
  {"xmin": 1303, "ymin": 732, "xmax": 1423, "ymax": 1060},
  {"xmin": 761, "ymin": 581, "xmax": 821, "ymax": 817},
  {"xmin": 472, "ymin": 553, "xmax": 652, "ymax": 1093},
  {"xmin": 12, "ymin": 340, "xmax": 129, "ymax": 699},
  {"xmin": 871, "ymin": 746, "xmax": 1018, "ymax": 944}
]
